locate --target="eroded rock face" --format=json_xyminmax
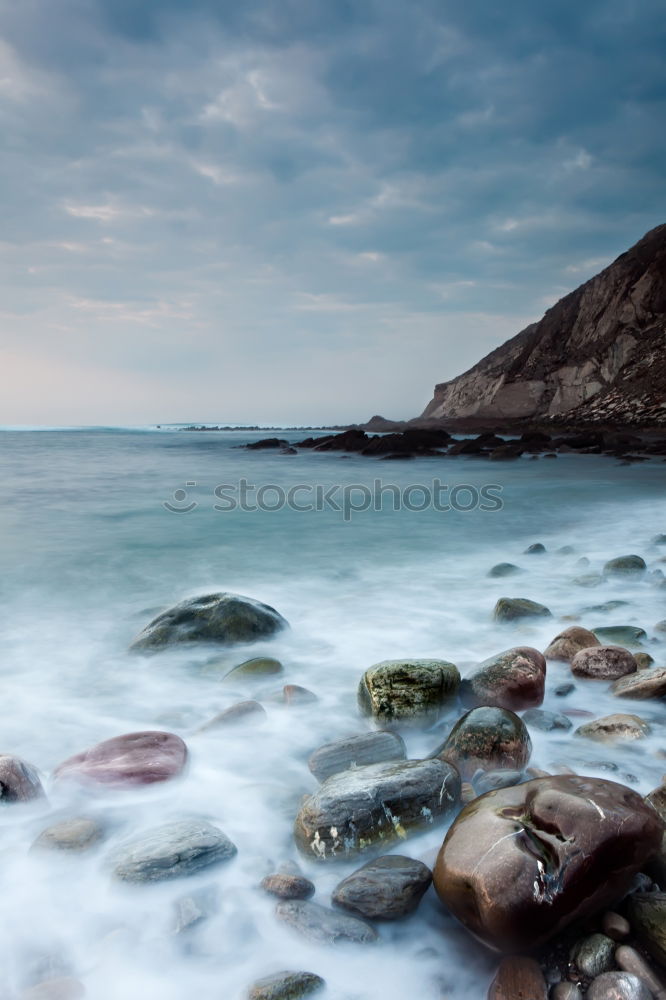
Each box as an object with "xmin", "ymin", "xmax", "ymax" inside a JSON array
[
  {"xmin": 434, "ymin": 707, "xmax": 531, "ymax": 781},
  {"xmin": 130, "ymin": 593, "xmax": 288, "ymax": 650},
  {"xmin": 571, "ymin": 646, "xmax": 637, "ymax": 680},
  {"xmin": 433, "ymin": 775, "xmax": 663, "ymax": 952},
  {"xmin": 110, "ymin": 819, "xmax": 237, "ymax": 883},
  {"xmin": 308, "ymin": 732, "xmax": 406, "ymax": 783},
  {"xmin": 294, "ymin": 758, "xmax": 460, "ymax": 861},
  {"xmin": 0, "ymin": 754, "xmax": 45, "ymax": 803},
  {"xmin": 493, "ymin": 598, "xmax": 552, "ymax": 623},
  {"xmin": 460, "ymin": 647, "xmax": 546, "ymax": 711},
  {"xmin": 331, "ymin": 855, "xmax": 432, "ymax": 919},
  {"xmin": 358, "ymin": 659, "xmax": 460, "ymax": 727},
  {"xmin": 544, "ymin": 626, "xmax": 600, "ymax": 662},
  {"xmin": 53, "ymin": 732, "xmax": 187, "ymax": 788}
]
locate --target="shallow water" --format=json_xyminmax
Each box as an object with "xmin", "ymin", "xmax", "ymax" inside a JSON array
[{"xmin": 1, "ymin": 428, "xmax": 665, "ymax": 999}]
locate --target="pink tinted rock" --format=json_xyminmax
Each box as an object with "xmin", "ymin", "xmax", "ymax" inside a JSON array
[
  {"xmin": 53, "ymin": 731, "xmax": 187, "ymax": 788},
  {"xmin": 0, "ymin": 754, "xmax": 45, "ymax": 802}
]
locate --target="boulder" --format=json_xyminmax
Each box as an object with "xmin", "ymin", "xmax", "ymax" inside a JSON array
[
  {"xmin": 487, "ymin": 958, "xmax": 547, "ymax": 1000},
  {"xmin": 0, "ymin": 754, "xmax": 45, "ymax": 802},
  {"xmin": 130, "ymin": 592, "xmax": 288, "ymax": 650},
  {"xmin": 433, "ymin": 775, "xmax": 664, "ymax": 951},
  {"xmin": 493, "ymin": 598, "xmax": 552, "ymax": 623},
  {"xmin": 571, "ymin": 646, "xmax": 637, "ymax": 680},
  {"xmin": 308, "ymin": 732, "xmax": 406, "ymax": 783},
  {"xmin": 32, "ymin": 817, "xmax": 103, "ymax": 853},
  {"xmin": 247, "ymin": 971, "xmax": 325, "ymax": 1000},
  {"xmin": 575, "ymin": 714, "xmax": 650, "ymax": 742},
  {"xmin": 460, "ymin": 646, "xmax": 546, "ymax": 711},
  {"xmin": 612, "ymin": 668, "xmax": 666, "ymax": 700},
  {"xmin": 110, "ymin": 819, "xmax": 237, "ymax": 883},
  {"xmin": 434, "ymin": 707, "xmax": 531, "ymax": 781},
  {"xmin": 358, "ymin": 659, "xmax": 460, "ymax": 727},
  {"xmin": 521, "ymin": 708, "xmax": 572, "ymax": 732},
  {"xmin": 331, "ymin": 855, "xmax": 432, "ymax": 920},
  {"xmin": 294, "ymin": 758, "xmax": 460, "ymax": 861},
  {"xmin": 586, "ymin": 973, "xmax": 653, "ymax": 1000},
  {"xmin": 275, "ymin": 900, "xmax": 377, "ymax": 944},
  {"xmin": 53, "ymin": 732, "xmax": 187, "ymax": 788},
  {"xmin": 544, "ymin": 626, "xmax": 600, "ymax": 662},
  {"xmin": 604, "ymin": 555, "xmax": 647, "ymax": 577}
]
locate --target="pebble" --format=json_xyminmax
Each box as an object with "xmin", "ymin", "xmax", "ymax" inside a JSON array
[
  {"xmin": 261, "ymin": 873, "xmax": 315, "ymax": 900},
  {"xmin": 110, "ymin": 819, "xmax": 237, "ymax": 884},
  {"xmin": 32, "ymin": 818, "xmax": 103, "ymax": 853},
  {"xmin": 602, "ymin": 911, "xmax": 631, "ymax": 941},
  {"xmin": 331, "ymin": 855, "xmax": 432, "ymax": 920},
  {"xmin": 570, "ymin": 933, "xmax": 615, "ymax": 977}
]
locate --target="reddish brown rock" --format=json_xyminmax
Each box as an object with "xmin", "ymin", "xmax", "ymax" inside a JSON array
[
  {"xmin": 53, "ymin": 731, "xmax": 187, "ymax": 788},
  {"xmin": 487, "ymin": 957, "xmax": 547, "ymax": 1000},
  {"xmin": 544, "ymin": 626, "xmax": 600, "ymax": 662},
  {"xmin": 261, "ymin": 872, "xmax": 315, "ymax": 900},
  {"xmin": 571, "ymin": 646, "xmax": 637, "ymax": 680},
  {"xmin": 434, "ymin": 706, "xmax": 531, "ymax": 781},
  {"xmin": 0, "ymin": 754, "xmax": 45, "ymax": 802},
  {"xmin": 433, "ymin": 775, "xmax": 664, "ymax": 952},
  {"xmin": 460, "ymin": 647, "xmax": 546, "ymax": 711}
]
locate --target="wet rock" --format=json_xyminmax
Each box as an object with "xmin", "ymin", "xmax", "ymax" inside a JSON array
[
  {"xmin": 32, "ymin": 817, "xmax": 103, "ymax": 853},
  {"xmin": 473, "ymin": 769, "xmax": 524, "ymax": 795},
  {"xmin": 604, "ymin": 555, "xmax": 647, "ymax": 577},
  {"xmin": 283, "ymin": 685, "xmax": 318, "ymax": 705},
  {"xmin": 246, "ymin": 437, "xmax": 289, "ymax": 450},
  {"xmin": 247, "ymin": 971, "xmax": 325, "ymax": 1000},
  {"xmin": 488, "ymin": 563, "xmax": 523, "ymax": 578},
  {"xmin": 573, "ymin": 573, "xmax": 604, "ymax": 587},
  {"xmin": 586, "ymin": 972, "xmax": 652, "ymax": 1000},
  {"xmin": 635, "ymin": 653, "xmax": 655, "ymax": 670},
  {"xmin": 275, "ymin": 899, "xmax": 377, "ymax": 944},
  {"xmin": 487, "ymin": 957, "xmax": 547, "ymax": 1000},
  {"xmin": 594, "ymin": 626, "xmax": 647, "ymax": 648},
  {"xmin": 525, "ymin": 543, "xmax": 547, "ymax": 555},
  {"xmin": 331, "ymin": 855, "xmax": 432, "ymax": 920},
  {"xmin": 655, "ymin": 621, "xmax": 666, "ymax": 634},
  {"xmin": 460, "ymin": 647, "xmax": 546, "ymax": 711},
  {"xmin": 197, "ymin": 701, "xmax": 267, "ymax": 731},
  {"xmin": 0, "ymin": 755, "xmax": 45, "ymax": 803},
  {"xmin": 110, "ymin": 819, "xmax": 237, "ymax": 883},
  {"xmin": 555, "ymin": 683, "xmax": 575, "ymax": 696},
  {"xmin": 19, "ymin": 979, "xmax": 85, "ymax": 1000},
  {"xmin": 294, "ymin": 758, "xmax": 460, "ymax": 861},
  {"xmin": 602, "ymin": 912, "xmax": 631, "ymax": 941},
  {"xmin": 571, "ymin": 646, "xmax": 637, "ymax": 680},
  {"xmin": 612, "ymin": 668, "xmax": 666, "ymax": 700},
  {"xmin": 654, "ymin": 535, "xmax": 666, "ymax": 546},
  {"xmin": 544, "ymin": 626, "xmax": 600, "ymax": 662},
  {"xmin": 571, "ymin": 934, "xmax": 615, "ymax": 977},
  {"xmin": 494, "ymin": 598, "xmax": 552, "ymax": 623},
  {"xmin": 522, "ymin": 708, "xmax": 572, "ymax": 732},
  {"xmin": 628, "ymin": 893, "xmax": 666, "ymax": 967},
  {"xmin": 615, "ymin": 945, "xmax": 665, "ymax": 995},
  {"xmin": 358, "ymin": 659, "xmax": 460, "ymax": 727},
  {"xmin": 53, "ymin": 731, "xmax": 187, "ymax": 788},
  {"xmin": 261, "ymin": 872, "xmax": 315, "ymax": 900},
  {"xmin": 575, "ymin": 714, "xmax": 650, "ymax": 742},
  {"xmin": 130, "ymin": 592, "xmax": 288, "ymax": 650},
  {"xmin": 433, "ymin": 775, "xmax": 664, "ymax": 952},
  {"xmin": 224, "ymin": 657, "xmax": 283, "ymax": 680},
  {"xmin": 308, "ymin": 732, "xmax": 406, "ymax": 782},
  {"xmin": 435, "ymin": 707, "xmax": 531, "ymax": 781},
  {"xmin": 551, "ymin": 986, "xmax": 582, "ymax": 1000},
  {"xmin": 173, "ymin": 885, "xmax": 219, "ymax": 933}
]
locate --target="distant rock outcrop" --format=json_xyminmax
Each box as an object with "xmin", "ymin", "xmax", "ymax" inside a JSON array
[{"xmin": 421, "ymin": 224, "xmax": 666, "ymax": 426}]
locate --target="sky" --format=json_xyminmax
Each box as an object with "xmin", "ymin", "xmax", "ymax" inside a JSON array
[{"xmin": 1, "ymin": 0, "xmax": 664, "ymax": 425}]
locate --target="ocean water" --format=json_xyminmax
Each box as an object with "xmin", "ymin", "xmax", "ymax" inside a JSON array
[{"xmin": 1, "ymin": 428, "xmax": 665, "ymax": 999}]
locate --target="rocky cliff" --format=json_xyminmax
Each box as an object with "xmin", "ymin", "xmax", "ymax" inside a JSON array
[{"xmin": 421, "ymin": 224, "xmax": 666, "ymax": 426}]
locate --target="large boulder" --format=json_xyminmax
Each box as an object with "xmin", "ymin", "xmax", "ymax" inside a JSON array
[
  {"xmin": 308, "ymin": 732, "xmax": 406, "ymax": 782},
  {"xmin": 130, "ymin": 592, "xmax": 288, "ymax": 650},
  {"xmin": 434, "ymin": 707, "xmax": 531, "ymax": 781},
  {"xmin": 294, "ymin": 758, "xmax": 460, "ymax": 861},
  {"xmin": 332, "ymin": 855, "xmax": 432, "ymax": 920},
  {"xmin": 493, "ymin": 597, "xmax": 552, "ymax": 622},
  {"xmin": 110, "ymin": 819, "xmax": 237, "ymax": 883},
  {"xmin": 460, "ymin": 647, "xmax": 546, "ymax": 711},
  {"xmin": 571, "ymin": 646, "xmax": 637, "ymax": 680},
  {"xmin": 544, "ymin": 626, "xmax": 600, "ymax": 662},
  {"xmin": 433, "ymin": 775, "xmax": 663, "ymax": 951},
  {"xmin": 358, "ymin": 659, "xmax": 460, "ymax": 727},
  {"xmin": 0, "ymin": 754, "xmax": 45, "ymax": 803},
  {"xmin": 53, "ymin": 731, "xmax": 187, "ymax": 788}
]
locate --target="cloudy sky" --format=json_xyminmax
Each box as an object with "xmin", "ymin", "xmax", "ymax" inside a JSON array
[{"xmin": 1, "ymin": 0, "xmax": 664, "ymax": 425}]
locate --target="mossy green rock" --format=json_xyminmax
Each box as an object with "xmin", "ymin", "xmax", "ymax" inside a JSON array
[
  {"xmin": 248, "ymin": 971, "xmax": 325, "ymax": 1000},
  {"xmin": 493, "ymin": 597, "xmax": 552, "ymax": 622},
  {"xmin": 603, "ymin": 555, "xmax": 647, "ymax": 576},
  {"xmin": 358, "ymin": 659, "xmax": 460, "ymax": 726}
]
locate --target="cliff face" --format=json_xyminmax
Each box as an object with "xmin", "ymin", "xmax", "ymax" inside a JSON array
[{"xmin": 421, "ymin": 224, "xmax": 666, "ymax": 426}]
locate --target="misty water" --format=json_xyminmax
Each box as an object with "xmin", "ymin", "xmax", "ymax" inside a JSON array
[{"xmin": 1, "ymin": 428, "xmax": 665, "ymax": 999}]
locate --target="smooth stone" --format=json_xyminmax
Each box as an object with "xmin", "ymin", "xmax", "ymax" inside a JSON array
[
  {"xmin": 587, "ymin": 973, "xmax": 652, "ymax": 1000},
  {"xmin": 0, "ymin": 755, "xmax": 45, "ymax": 802},
  {"xmin": 173, "ymin": 885, "xmax": 219, "ymax": 933},
  {"xmin": 435, "ymin": 707, "xmax": 531, "ymax": 781},
  {"xmin": 473, "ymin": 769, "xmax": 525, "ymax": 795},
  {"xmin": 358, "ymin": 659, "xmax": 460, "ymax": 726},
  {"xmin": 612, "ymin": 668, "xmax": 666, "ymax": 700},
  {"xmin": 544, "ymin": 626, "xmax": 601, "ymax": 662},
  {"xmin": 32, "ymin": 817, "xmax": 103, "ymax": 853},
  {"xmin": 628, "ymin": 892, "xmax": 666, "ymax": 966},
  {"xmin": 247, "ymin": 971, "xmax": 325, "ymax": 1000},
  {"xmin": 585, "ymin": 601, "xmax": 630, "ymax": 614},
  {"xmin": 261, "ymin": 873, "xmax": 315, "ymax": 900},
  {"xmin": 654, "ymin": 535, "xmax": 666, "ymax": 545},
  {"xmin": 53, "ymin": 731, "xmax": 187, "ymax": 788},
  {"xmin": 571, "ymin": 646, "xmax": 637, "ymax": 680},
  {"xmin": 487, "ymin": 957, "xmax": 547, "ymax": 999},
  {"xmin": 488, "ymin": 563, "xmax": 523, "ymax": 577},
  {"xmin": 573, "ymin": 574, "xmax": 604, "ymax": 588},
  {"xmin": 555, "ymin": 683, "xmax": 575, "ymax": 696},
  {"xmin": 525, "ymin": 543, "xmax": 547, "ymax": 555},
  {"xmin": 494, "ymin": 598, "xmax": 552, "ymax": 623},
  {"xmin": 602, "ymin": 912, "xmax": 631, "ymax": 941},
  {"xmin": 19, "ymin": 979, "xmax": 85, "ymax": 1000},
  {"xmin": 522, "ymin": 709, "xmax": 573, "ymax": 732},
  {"xmin": 604, "ymin": 555, "xmax": 648, "ymax": 577},
  {"xmin": 615, "ymin": 945, "xmax": 665, "ymax": 995},
  {"xmin": 197, "ymin": 701, "xmax": 267, "ymax": 731},
  {"xmin": 224, "ymin": 657, "xmax": 283, "ymax": 680},
  {"xmin": 635, "ymin": 653, "xmax": 656, "ymax": 670},
  {"xmin": 331, "ymin": 855, "xmax": 432, "ymax": 920},
  {"xmin": 460, "ymin": 647, "xmax": 546, "ymax": 711},
  {"xmin": 283, "ymin": 685, "xmax": 319, "ymax": 705},
  {"xmin": 308, "ymin": 732, "xmax": 406, "ymax": 782},
  {"xmin": 110, "ymin": 819, "xmax": 237, "ymax": 883},
  {"xmin": 275, "ymin": 899, "xmax": 377, "ymax": 944},
  {"xmin": 551, "ymin": 986, "xmax": 582, "ymax": 1000},
  {"xmin": 570, "ymin": 933, "xmax": 615, "ymax": 977},
  {"xmin": 575, "ymin": 714, "xmax": 650, "ymax": 742},
  {"xmin": 433, "ymin": 775, "xmax": 664, "ymax": 952},
  {"xmin": 594, "ymin": 626, "xmax": 648, "ymax": 648},
  {"xmin": 130, "ymin": 592, "xmax": 288, "ymax": 650},
  {"xmin": 294, "ymin": 758, "xmax": 460, "ymax": 861},
  {"xmin": 656, "ymin": 621, "xmax": 666, "ymax": 634}
]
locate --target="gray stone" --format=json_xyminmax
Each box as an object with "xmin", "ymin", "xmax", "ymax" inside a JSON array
[
  {"xmin": 604, "ymin": 555, "xmax": 647, "ymax": 577},
  {"xmin": 488, "ymin": 563, "xmax": 523, "ymax": 577},
  {"xmin": 332, "ymin": 855, "xmax": 432, "ymax": 920},
  {"xmin": 575, "ymin": 713, "xmax": 650, "ymax": 742},
  {"xmin": 555, "ymin": 683, "xmax": 575, "ymax": 696},
  {"xmin": 0, "ymin": 754, "xmax": 45, "ymax": 803},
  {"xmin": 612, "ymin": 668, "xmax": 666, "ymax": 700},
  {"xmin": 525, "ymin": 543, "xmax": 547, "ymax": 555},
  {"xmin": 275, "ymin": 899, "xmax": 377, "ymax": 944},
  {"xmin": 522, "ymin": 709, "xmax": 573, "ymax": 732},
  {"xmin": 130, "ymin": 592, "xmax": 288, "ymax": 650},
  {"xmin": 32, "ymin": 817, "xmax": 103, "ymax": 853},
  {"xmin": 572, "ymin": 646, "xmax": 637, "ymax": 680},
  {"xmin": 551, "ymin": 985, "xmax": 582, "ymax": 1000},
  {"xmin": 247, "ymin": 972, "xmax": 325, "ymax": 1000},
  {"xmin": 308, "ymin": 732, "xmax": 406, "ymax": 782},
  {"xmin": 635, "ymin": 653, "xmax": 655, "ymax": 670},
  {"xmin": 110, "ymin": 819, "xmax": 237, "ymax": 883},
  {"xmin": 173, "ymin": 885, "xmax": 219, "ymax": 933},
  {"xmin": 224, "ymin": 657, "xmax": 283, "ymax": 680},
  {"xmin": 586, "ymin": 973, "xmax": 652, "ymax": 1000},
  {"xmin": 493, "ymin": 598, "xmax": 552, "ymax": 622},
  {"xmin": 602, "ymin": 911, "xmax": 631, "ymax": 941},
  {"xmin": 615, "ymin": 945, "xmax": 665, "ymax": 996},
  {"xmin": 570, "ymin": 933, "xmax": 615, "ymax": 977},
  {"xmin": 593, "ymin": 626, "xmax": 647, "ymax": 648}
]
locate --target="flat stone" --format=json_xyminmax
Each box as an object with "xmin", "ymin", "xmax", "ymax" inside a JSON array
[
  {"xmin": 522, "ymin": 709, "xmax": 572, "ymax": 732},
  {"xmin": 247, "ymin": 971, "xmax": 325, "ymax": 1000},
  {"xmin": 586, "ymin": 973, "xmax": 652, "ymax": 1000},
  {"xmin": 130, "ymin": 592, "xmax": 288, "ymax": 650},
  {"xmin": 575, "ymin": 713, "xmax": 650, "ymax": 742},
  {"xmin": 358, "ymin": 659, "xmax": 460, "ymax": 726},
  {"xmin": 275, "ymin": 900, "xmax": 377, "ymax": 944},
  {"xmin": 612, "ymin": 668, "xmax": 666, "ymax": 700},
  {"xmin": 110, "ymin": 819, "xmax": 237, "ymax": 884},
  {"xmin": 573, "ymin": 574, "xmax": 604, "ymax": 588},
  {"xmin": 224, "ymin": 657, "xmax": 283, "ymax": 680},
  {"xmin": 544, "ymin": 626, "xmax": 600, "ymax": 662},
  {"xmin": 261, "ymin": 873, "xmax": 315, "ymax": 900},
  {"xmin": 0, "ymin": 754, "xmax": 45, "ymax": 802},
  {"xmin": 331, "ymin": 855, "xmax": 432, "ymax": 920},
  {"xmin": 294, "ymin": 758, "xmax": 460, "ymax": 862},
  {"xmin": 197, "ymin": 701, "xmax": 267, "ymax": 731},
  {"xmin": 308, "ymin": 732, "xmax": 406, "ymax": 782},
  {"xmin": 53, "ymin": 731, "xmax": 187, "ymax": 788},
  {"xmin": 571, "ymin": 646, "xmax": 637, "ymax": 680},
  {"xmin": 493, "ymin": 598, "xmax": 552, "ymax": 623},
  {"xmin": 487, "ymin": 957, "xmax": 547, "ymax": 999},
  {"xmin": 32, "ymin": 817, "xmax": 103, "ymax": 853},
  {"xmin": 570, "ymin": 933, "xmax": 615, "ymax": 977},
  {"xmin": 593, "ymin": 626, "xmax": 647, "ymax": 648},
  {"xmin": 460, "ymin": 647, "xmax": 546, "ymax": 711},
  {"xmin": 434, "ymin": 706, "xmax": 531, "ymax": 781}
]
